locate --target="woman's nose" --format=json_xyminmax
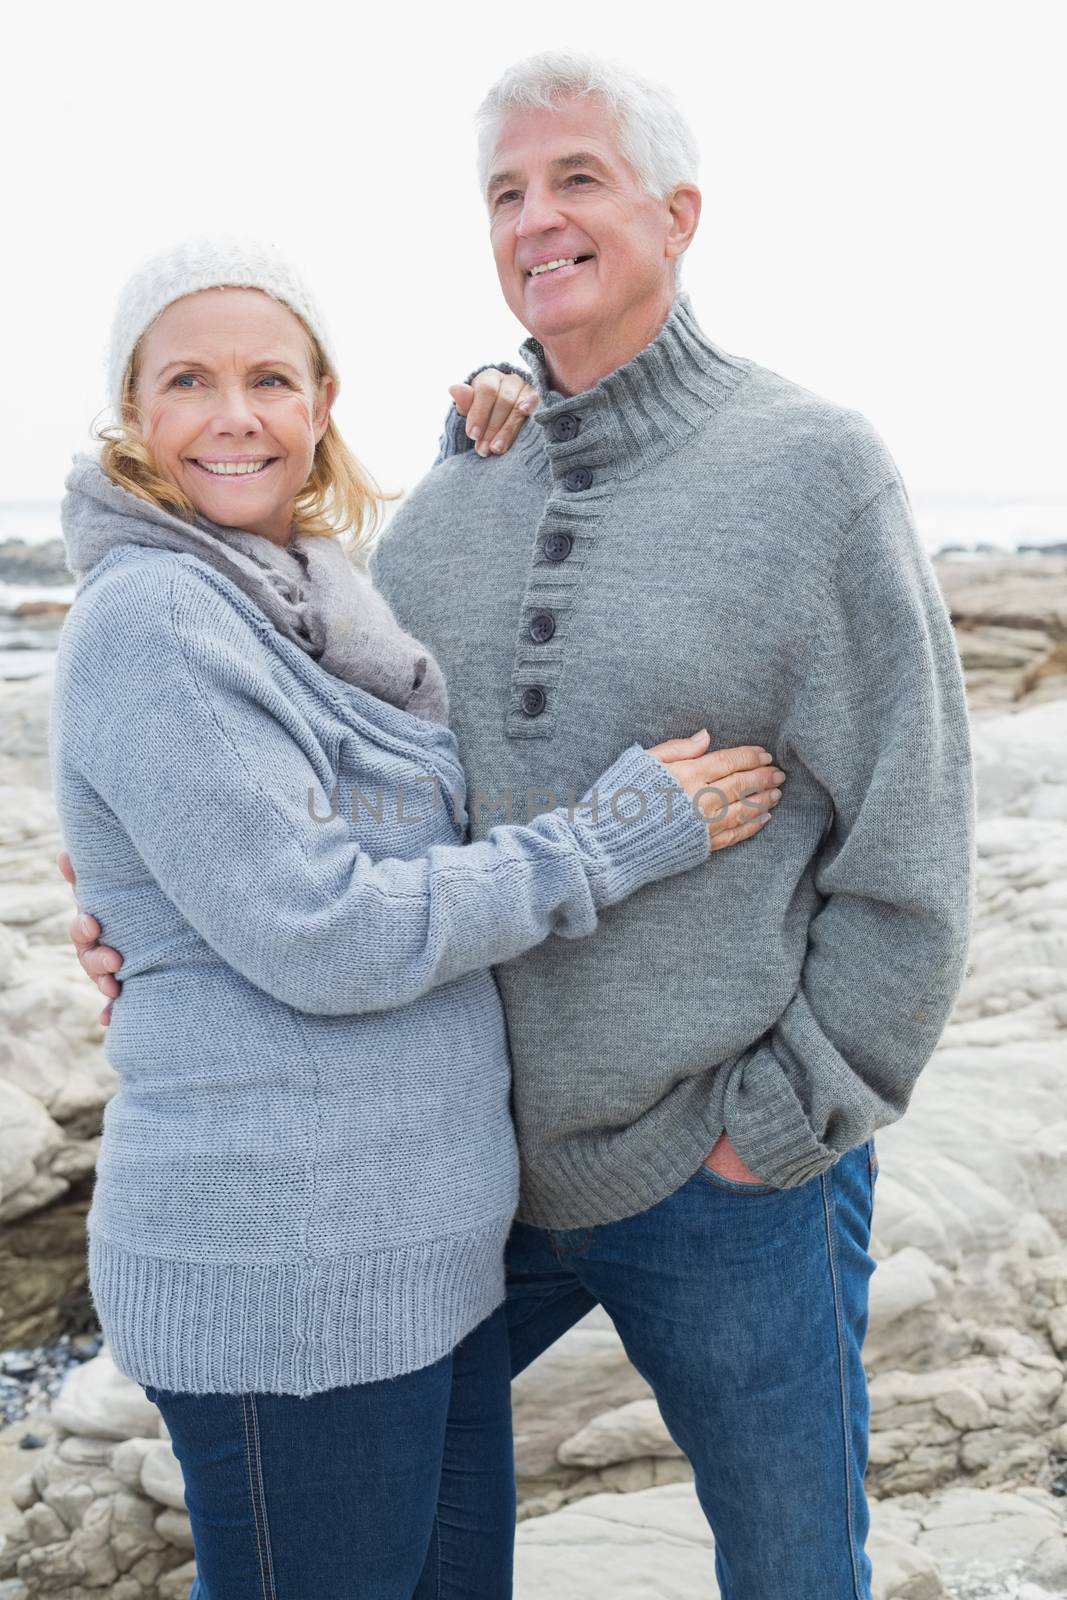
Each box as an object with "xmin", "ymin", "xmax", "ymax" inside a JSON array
[{"xmin": 209, "ymin": 388, "xmax": 261, "ymax": 433}]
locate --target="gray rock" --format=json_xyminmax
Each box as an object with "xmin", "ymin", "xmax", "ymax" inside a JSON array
[
  {"xmin": 9, "ymin": 1473, "xmax": 35, "ymax": 1513},
  {"xmin": 557, "ymin": 1398, "xmax": 681, "ymax": 1469},
  {"xmin": 40, "ymin": 1476, "xmax": 94, "ymax": 1531},
  {"xmin": 50, "ymin": 1353, "xmax": 160, "ymax": 1442},
  {"xmin": 56, "ymin": 1435, "xmax": 112, "ymax": 1466},
  {"xmin": 154, "ymin": 1507, "xmax": 195, "ymax": 1550},
  {"xmin": 514, "ymin": 1480, "xmax": 950, "ymax": 1598},
  {"xmin": 109, "ymin": 1436, "xmax": 157, "ymax": 1492},
  {"xmin": 516, "ymin": 1481, "xmax": 1067, "ymax": 1598},
  {"xmin": 20, "ymin": 1501, "xmax": 66, "ymax": 1547},
  {"xmin": 139, "ymin": 1439, "xmax": 186, "ymax": 1511},
  {"xmin": 157, "ymin": 1558, "xmax": 199, "ymax": 1599}
]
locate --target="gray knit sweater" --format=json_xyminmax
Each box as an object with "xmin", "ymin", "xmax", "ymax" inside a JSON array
[
  {"xmin": 49, "ymin": 541, "xmax": 711, "ymax": 1393},
  {"xmin": 369, "ymin": 292, "xmax": 977, "ymax": 1229}
]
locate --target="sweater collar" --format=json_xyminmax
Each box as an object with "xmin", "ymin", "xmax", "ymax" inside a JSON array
[{"xmin": 515, "ymin": 291, "xmax": 751, "ymax": 483}]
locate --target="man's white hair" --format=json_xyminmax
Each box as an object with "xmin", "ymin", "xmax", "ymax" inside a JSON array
[{"xmin": 475, "ymin": 51, "xmax": 700, "ymax": 202}]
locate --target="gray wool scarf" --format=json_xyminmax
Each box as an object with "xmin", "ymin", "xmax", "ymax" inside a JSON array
[{"xmin": 60, "ymin": 454, "xmax": 450, "ymax": 726}]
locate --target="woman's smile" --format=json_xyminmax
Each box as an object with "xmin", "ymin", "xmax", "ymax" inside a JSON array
[{"xmin": 187, "ymin": 455, "xmax": 280, "ymax": 480}]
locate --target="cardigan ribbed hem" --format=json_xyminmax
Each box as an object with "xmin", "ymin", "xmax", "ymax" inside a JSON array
[{"xmin": 89, "ymin": 1216, "xmax": 513, "ymax": 1396}]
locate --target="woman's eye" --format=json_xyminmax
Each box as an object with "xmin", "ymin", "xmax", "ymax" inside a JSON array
[
  {"xmin": 170, "ymin": 374, "xmax": 199, "ymax": 389},
  {"xmin": 256, "ymin": 374, "xmax": 289, "ymax": 388}
]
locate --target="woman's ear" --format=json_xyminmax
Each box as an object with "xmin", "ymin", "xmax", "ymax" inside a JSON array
[{"xmin": 313, "ymin": 373, "xmax": 337, "ymax": 443}]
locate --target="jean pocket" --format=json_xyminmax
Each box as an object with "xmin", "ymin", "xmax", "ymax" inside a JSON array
[{"xmin": 696, "ymin": 1163, "xmax": 777, "ymax": 1196}]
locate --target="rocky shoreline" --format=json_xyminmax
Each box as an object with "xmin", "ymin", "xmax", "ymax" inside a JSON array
[
  {"xmin": 1, "ymin": 551, "xmax": 1066, "ymax": 1598},
  {"xmin": 0, "ymin": 541, "xmax": 70, "ymax": 592}
]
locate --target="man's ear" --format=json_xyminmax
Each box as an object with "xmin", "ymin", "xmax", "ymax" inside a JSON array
[
  {"xmin": 314, "ymin": 373, "xmax": 337, "ymax": 443},
  {"xmin": 666, "ymin": 183, "xmax": 701, "ymax": 261}
]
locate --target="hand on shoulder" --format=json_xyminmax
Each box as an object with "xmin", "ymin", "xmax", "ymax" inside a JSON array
[{"xmin": 448, "ymin": 368, "xmax": 539, "ymax": 458}]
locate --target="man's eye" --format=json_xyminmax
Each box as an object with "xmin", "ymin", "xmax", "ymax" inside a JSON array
[
  {"xmin": 495, "ymin": 190, "xmax": 521, "ymax": 207},
  {"xmin": 566, "ymin": 174, "xmax": 595, "ymax": 187}
]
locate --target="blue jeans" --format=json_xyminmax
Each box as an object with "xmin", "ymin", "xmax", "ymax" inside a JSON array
[
  {"xmin": 143, "ymin": 1305, "xmax": 514, "ymax": 1600},
  {"xmin": 505, "ymin": 1138, "xmax": 880, "ymax": 1599}
]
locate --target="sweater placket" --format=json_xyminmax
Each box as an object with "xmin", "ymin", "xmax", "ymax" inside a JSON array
[
  {"xmin": 502, "ymin": 294, "xmax": 752, "ymax": 746},
  {"xmin": 504, "ymin": 398, "xmax": 620, "ymax": 743}
]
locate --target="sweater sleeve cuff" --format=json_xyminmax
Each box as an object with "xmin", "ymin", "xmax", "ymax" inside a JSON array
[
  {"xmin": 721, "ymin": 1045, "xmax": 840, "ymax": 1189},
  {"xmin": 571, "ymin": 742, "xmax": 711, "ymax": 909}
]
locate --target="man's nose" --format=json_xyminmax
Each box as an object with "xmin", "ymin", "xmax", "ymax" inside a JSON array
[{"xmin": 515, "ymin": 185, "xmax": 566, "ymax": 238}]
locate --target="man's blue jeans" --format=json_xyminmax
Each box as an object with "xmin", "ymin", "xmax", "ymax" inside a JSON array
[
  {"xmin": 143, "ymin": 1305, "xmax": 515, "ymax": 1600},
  {"xmin": 504, "ymin": 1137, "xmax": 880, "ymax": 1600}
]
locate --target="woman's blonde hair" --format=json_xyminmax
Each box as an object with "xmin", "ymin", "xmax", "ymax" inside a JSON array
[{"xmin": 95, "ymin": 307, "xmax": 392, "ymax": 561}]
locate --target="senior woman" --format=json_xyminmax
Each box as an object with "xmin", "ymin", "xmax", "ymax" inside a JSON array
[{"xmin": 49, "ymin": 236, "xmax": 785, "ymax": 1599}]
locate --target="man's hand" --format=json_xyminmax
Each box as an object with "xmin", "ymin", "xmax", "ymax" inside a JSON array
[
  {"xmin": 449, "ymin": 369, "xmax": 539, "ymax": 459},
  {"xmin": 704, "ymin": 1130, "xmax": 764, "ymax": 1183},
  {"xmin": 56, "ymin": 851, "xmax": 123, "ymax": 1026}
]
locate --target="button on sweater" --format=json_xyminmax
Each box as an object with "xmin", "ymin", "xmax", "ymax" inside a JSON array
[
  {"xmin": 48, "ymin": 541, "xmax": 711, "ymax": 1395},
  {"xmin": 371, "ymin": 292, "xmax": 978, "ymax": 1230}
]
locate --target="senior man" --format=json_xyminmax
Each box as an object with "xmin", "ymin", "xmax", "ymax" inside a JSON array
[
  {"xmin": 66, "ymin": 52, "xmax": 975, "ymax": 1599},
  {"xmin": 378, "ymin": 53, "xmax": 975, "ymax": 1598}
]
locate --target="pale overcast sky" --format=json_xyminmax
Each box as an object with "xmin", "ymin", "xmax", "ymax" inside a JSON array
[{"xmin": 3, "ymin": 1, "xmax": 1062, "ymax": 506}]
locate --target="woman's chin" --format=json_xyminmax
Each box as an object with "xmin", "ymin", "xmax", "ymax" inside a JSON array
[
  {"xmin": 182, "ymin": 481, "xmax": 288, "ymax": 535},
  {"xmin": 176, "ymin": 459, "xmax": 290, "ymax": 525}
]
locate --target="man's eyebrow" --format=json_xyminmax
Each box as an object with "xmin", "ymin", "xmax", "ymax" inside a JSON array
[
  {"xmin": 552, "ymin": 151, "xmax": 610, "ymax": 176},
  {"xmin": 486, "ymin": 169, "xmax": 520, "ymax": 199}
]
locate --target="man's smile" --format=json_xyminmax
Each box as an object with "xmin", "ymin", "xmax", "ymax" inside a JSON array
[{"xmin": 526, "ymin": 254, "xmax": 595, "ymax": 277}]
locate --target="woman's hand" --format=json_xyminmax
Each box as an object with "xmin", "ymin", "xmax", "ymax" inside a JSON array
[
  {"xmin": 57, "ymin": 850, "xmax": 123, "ymax": 1026},
  {"xmin": 646, "ymin": 729, "xmax": 785, "ymax": 851},
  {"xmin": 448, "ymin": 369, "xmax": 539, "ymax": 458},
  {"xmin": 54, "ymin": 731, "xmax": 783, "ymax": 1028}
]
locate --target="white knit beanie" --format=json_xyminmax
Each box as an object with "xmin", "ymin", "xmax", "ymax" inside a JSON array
[{"xmin": 106, "ymin": 234, "xmax": 339, "ymax": 418}]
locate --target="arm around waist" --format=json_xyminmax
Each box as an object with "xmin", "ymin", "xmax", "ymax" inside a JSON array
[{"xmin": 55, "ymin": 558, "xmax": 709, "ymax": 1017}]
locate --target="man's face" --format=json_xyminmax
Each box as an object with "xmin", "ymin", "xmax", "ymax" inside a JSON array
[{"xmin": 486, "ymin": 97, "xmax": 679, "ymax": 349}]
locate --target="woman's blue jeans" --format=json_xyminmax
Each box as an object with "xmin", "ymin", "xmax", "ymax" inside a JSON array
[{"xmin": 143, "ymin": 1304, "xmax": 514, "ymax": 1600}]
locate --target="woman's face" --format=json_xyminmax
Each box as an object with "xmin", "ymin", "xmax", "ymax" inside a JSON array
[{"xmin": 134, "ymin": 288, "xmax": 335, "ymax": 545}]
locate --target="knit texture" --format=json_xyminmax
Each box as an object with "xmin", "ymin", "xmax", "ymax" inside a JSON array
[
  {"xmin": 105, "ymin": 233, "xmax": 339, "ymax": 417},
  {"xmin": 370, "ymin": 290, "xmax": 978, "ymax": 1229},
  {"xmin": 48, "ymin": 543, "xmax": 711, "ymax": 1394},
  {"xmin": 61, "ymin": 453, "xmax": 450, "ymax": 725}
]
